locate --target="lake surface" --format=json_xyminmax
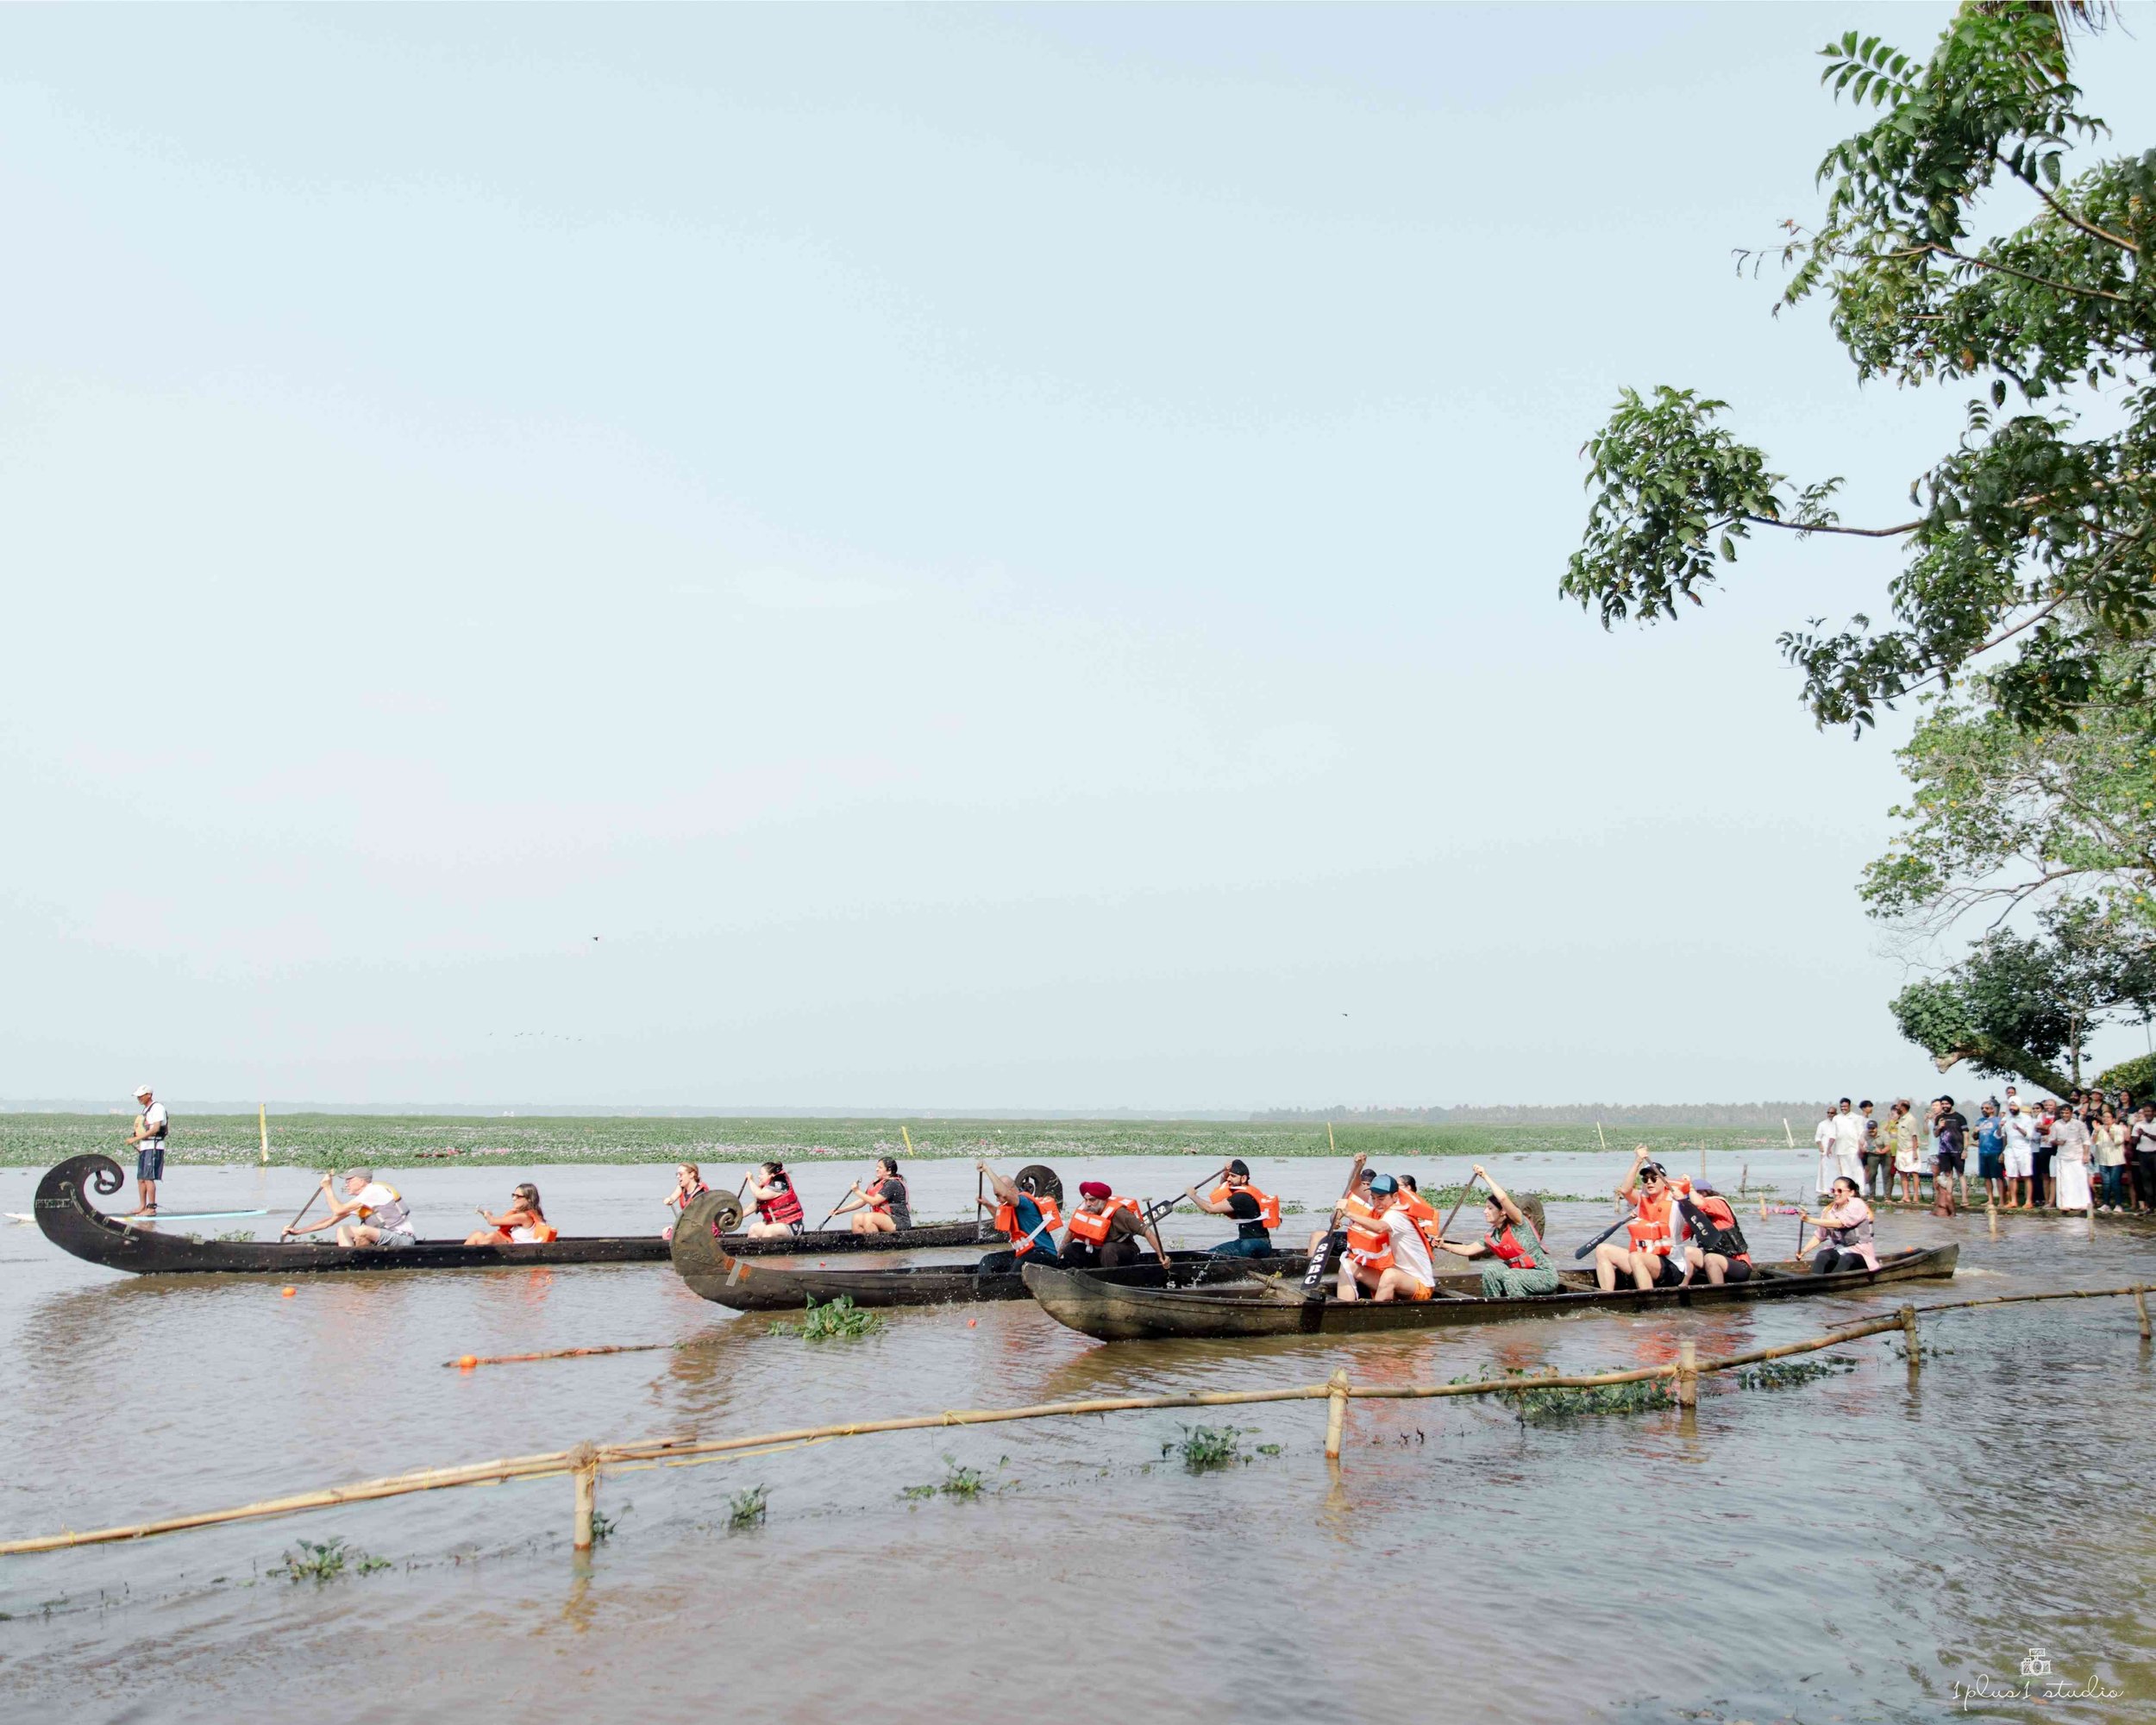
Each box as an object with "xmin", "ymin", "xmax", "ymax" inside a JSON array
[{"xmin": 3, "ymin": 1150, "xmax": 2152, "ymax": 1722}]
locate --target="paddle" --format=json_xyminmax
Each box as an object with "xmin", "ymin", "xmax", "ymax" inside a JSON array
[
  {"xmin": 1299, "ymin": 1154, "xmax": 1366, "ymax": 1328},
  {"xmin": 1435, "ymin": 1171, "xmax": 1482, "ymax": 1245},
  {"xmin": 1141, "ymin": 1166, "xmax": 1231, "ymax": 1227},
  {"xmin": 281, "ymin": 1175, "xmax": 331, "ymax": 1239},
  {"xmin": 1571, "ymin": 1211, "xmax": 1633, "ymax": 1262}
]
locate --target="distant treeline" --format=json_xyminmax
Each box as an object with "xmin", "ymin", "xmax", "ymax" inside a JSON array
[{"xmin": 1255, "ymin": 1104, "xmax": 1827, "ymax": 1127}]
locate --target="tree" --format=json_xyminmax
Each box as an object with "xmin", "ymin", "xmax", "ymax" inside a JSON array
[
  {"xmin": 1562, "ymin": 5, "xmax": 2153, "ymax": 737},
  {"xmin": 1888, "ymin": 903, "xmax": 2156, "ymax": 1093}
]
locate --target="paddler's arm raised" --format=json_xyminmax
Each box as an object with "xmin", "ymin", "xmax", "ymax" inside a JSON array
[
  {"xmin": 1614, "ymin": 1145, "xmax": 1650, "ymax": 1202},
  {"xmin": 1474, "ymin": 1165, "xmax": 1529, "ymax": 1231},
  {"xmin": 1185, "ymin": 1183, "xmax": 1233, "ymax": 1215},
  {"xmin": 976, "ymin": 1162, "xmax": 1023, "ymax": 1208}
]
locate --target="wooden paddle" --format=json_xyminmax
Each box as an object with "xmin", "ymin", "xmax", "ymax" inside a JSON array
[
  {"xmin": 1571, "ymin": 1211, "xmax": 1633, "ymax": 1261},
  {"xmin": 1435, "ymin": 1171, "xmax": 1481, "ymax": 1244},
  {"xmin": 1300, "ymin": 1154, "xmax": 1366, "ymax": 1328},
  {"xmin": 281, "ymin": 1175, "xmax": 331, "ymax": 1239}
]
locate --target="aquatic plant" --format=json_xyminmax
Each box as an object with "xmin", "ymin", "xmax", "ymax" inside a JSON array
[
  {"xmin": 1165, "ymin": 1424, "xmax": 1244, "ymax": 1471},
  {"xmin": 1451, "ymin": 1367, "xmax": 1674, "ymax": 1423},
  {"xmin": 768, "ymin": 1294, "xmax": 882, "ymax": 1340},
  {"xmin": 273, "ymin": 1537, "xmax": 389, "ymax": 1582},
  {"xmin": 1736, "ymin": 1356, "xmax": 1862, "ymax": 1390},
  {"xmin": 587, "ymin": 1508, "xmax": 621, "ymax": 1544},
  {"xmin": 726, "ymin": 1485, "xmax": 768, "ymax": 1530},
  {"xmin": 901, "ymin": 1454, "xmax": 1004, "ymax": 1501}
]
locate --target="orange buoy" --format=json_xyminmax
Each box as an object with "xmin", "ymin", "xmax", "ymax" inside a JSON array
[
  {"xmin": 967, "ymin": 1318, "xmax": 977, "ymax": 1327},
  {"xmin": 456, "ymin": 1354, "xmax": 479, "ymax": 1371},
  {"xmin": 280, "ymin": 1286, "xmax": 297, "ymax": 1298}
]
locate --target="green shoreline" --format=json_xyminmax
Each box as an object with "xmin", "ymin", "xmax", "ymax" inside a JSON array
[{"xmin": 0, "ymin": 1113, "xmax": 1797, "ymax": 1170}]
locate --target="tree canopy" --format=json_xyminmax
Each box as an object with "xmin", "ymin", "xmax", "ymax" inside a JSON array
[{"xmin": 1563, "ymin": 4, "xmax": 2153, "ymax": 737}]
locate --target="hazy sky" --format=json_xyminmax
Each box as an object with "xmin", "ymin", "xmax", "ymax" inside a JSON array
[{"xmin": 5, "ymin": 4, "xmax": 2152, "ymax": 1110}]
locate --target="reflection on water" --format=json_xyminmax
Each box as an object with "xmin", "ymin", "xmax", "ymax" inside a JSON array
[{"xmin": 2, "ymin": 1154, "xmax": 2153, "ymax": 1722}]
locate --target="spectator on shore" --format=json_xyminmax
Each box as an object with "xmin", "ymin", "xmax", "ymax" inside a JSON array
[
  {"xmin": 2130, "ymin": 1104, "xmax": 2156, "ymax": 1214},
  {"xmin": 2092, "ymin": 1104, "xmax": 2128, "ymax": 1214},
  {"xmin": 1831, "ymin": 1098, "xmax": 1866, "ymax": 1193},
  {"xmin": 2003, "ymin": 1101, "xmax": 2039, "ymax": 1209},
  {"xmin": 1931, "ymin": 1095, "xmax": 1967, "ymax": 1214},
  {"xmin": 2053, "ymin": 1102, "xmax": 2094, "ymax": 1214},
  {"xmin": 1862, "ymin": 1100, "xmax": 1892, "ymax": 1200},
  {"xmin": 2032, "ymin": 1101, "xmax": 2057, "ymax": 1208},
  {"xmin": 1814, "ymin": 1106, "xmax": 1841, "ymax": 1200},
  {"xmin": 1888, "ymin": 1100, "xmax": 1921, "ymax": 1203},
  {"xmin": 1974, "ymin": 1101, "xmax": 2008, "ymax": 1208}
]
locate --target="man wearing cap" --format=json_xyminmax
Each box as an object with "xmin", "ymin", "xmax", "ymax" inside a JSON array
[
  {"xmin": 120, "ymin": 1085, "xmax": 169, "ymax": 1216},
  {"xmin": 1058, "ymin": 1182, "xmax": 1167, "ymax": 1270},
  {"xmin": 1336, "ymin": 1169, "xmax": 1435, "ymax": 1303}
]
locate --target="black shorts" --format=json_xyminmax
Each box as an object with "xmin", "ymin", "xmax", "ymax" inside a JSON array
[
  {"xmin": 1651, "ymin": 1255, "xmax": 1689, "ymax": 1289},
  {"xmin": 1934, "ymin": 1150, "xmax": 1965, "ymax": 1173},
  {"xmin": 1719, "ymin": 1258, "xmax": 1753, "ymax": 1283}
]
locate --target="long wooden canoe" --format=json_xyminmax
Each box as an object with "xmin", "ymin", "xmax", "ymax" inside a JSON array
[
  {"xmin": 1022, "ymin": 1245, "xmax": 1961, "ymax": 1341},
  {"xmin": 33, "ymin": 1156, "xmax": 989, "ymax": 1277},
  {"xmin": 671, "ymin": 1225, "xmax": 1307, "ymax": 1310}
]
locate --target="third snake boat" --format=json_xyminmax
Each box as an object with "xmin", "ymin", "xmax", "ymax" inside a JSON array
[{"xmin": 1022, "ymin": 1245, "xmax": 1960, "ymax": 1341}]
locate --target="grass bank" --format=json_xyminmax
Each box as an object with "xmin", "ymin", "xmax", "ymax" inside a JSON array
[{"xmin": 0, "ymin": 1113, "xmax": 1795, "ymax": 1170}]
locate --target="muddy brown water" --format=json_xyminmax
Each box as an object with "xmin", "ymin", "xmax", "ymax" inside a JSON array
[{"xmin": 3, "ymin": 1151, "xmax": 2153, "ymax": 1722}]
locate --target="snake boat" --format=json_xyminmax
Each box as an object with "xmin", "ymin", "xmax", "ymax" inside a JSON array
[
  {"xmin": 1023, "ymin": 1244, "xmax": 1961, "ymax": 1341},
  {"xmin": 32, "ymin": 1155, "xmax": 989, "ymax": 1276}
]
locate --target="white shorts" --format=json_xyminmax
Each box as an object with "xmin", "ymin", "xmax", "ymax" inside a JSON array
[{"xmin": 2004, "ymin": 1145, "xmax": 2033, "ymax": 1178}]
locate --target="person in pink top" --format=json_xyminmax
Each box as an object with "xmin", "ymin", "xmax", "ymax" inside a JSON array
[{"xmin": 1798, "ymin": 1176, "xmax": 1879, "ymax": 1274}]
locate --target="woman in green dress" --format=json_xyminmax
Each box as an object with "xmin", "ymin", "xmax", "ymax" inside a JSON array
[{"xmin": 1432, "ymin": 1165, "xmax": 1560, "ymax": 1297}]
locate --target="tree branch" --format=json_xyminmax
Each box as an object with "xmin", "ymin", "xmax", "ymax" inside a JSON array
[
  {"xmin": 1920, "ymin": 241, "xmax": 2133, "ymax": 306},
  {"xmin": 2001, "ymin": 158, "xmax": 2143, "ymax": 257},
  {"xmin": 1736, "ymin": 511, "xmax": 1921, "ymax": 538}
]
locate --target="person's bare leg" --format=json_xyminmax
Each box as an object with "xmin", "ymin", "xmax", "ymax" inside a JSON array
[
  {"xmin": 1335, "ymin": 1262, "xmax": 1358, "ymax": 1302},
  {"xmin": 1593, "ymin": 1242, "xmax": 1629, "ymax": 1293},
  {"xmin": 1631, "ymin": 1251, "xmax": 1658, "ymax": 1291}
]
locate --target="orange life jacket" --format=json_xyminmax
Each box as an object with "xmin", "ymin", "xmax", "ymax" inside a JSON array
[
  {"xmin": 993, "ymin": 1193, "xmax": 1063, "ymax": 1255},
  {"xmin": 1396, "ymin": 1189, "xmax": 1441, "ymax": 1251},
  {"xmin": 528, "ymin": 1220, "xmax": 558, "ymax": 1243},
  {"xmin": 1064, "ymin": 1195, "xmax": 1139, "ymax": 1246},
  {"xmin": 1209, "ymin": 1182, "xmax": 1281, "ymax": 1229},
  {"xmin": 1626, "ymin": 1187, "xmax": 1677, "ymax": 1255},
  {"xmin": 1487, "ymin": 1223, "xmax": 1534, "ymax": 1268},
  {"xmin": 1343, "ymin": 1195, "xmax": 1393, "ymax": 1272}
]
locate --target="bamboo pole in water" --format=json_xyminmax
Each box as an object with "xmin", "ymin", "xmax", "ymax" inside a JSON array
[
  {"xmin": 6, "ymin": 1287, "xmax": 2147, "ymax": 1559},
  {"xmin": 258, "ymin": 1104, "xmax": 269, "ymax": 1167},
  {"xmin": 1324, "ymin": 1369, "xmax": 1350, "ymax": 1458}
]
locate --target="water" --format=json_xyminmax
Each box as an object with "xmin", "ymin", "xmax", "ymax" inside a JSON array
[{"xmin": 3, "ymin": 1151, "xmax": 2152, "ymax": 1722}]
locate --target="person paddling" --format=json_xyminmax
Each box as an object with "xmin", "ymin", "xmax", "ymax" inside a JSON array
[
  {"xmin": 465, "ymin": 1182, "xmax": 556, "ymax": 1245},
  {"xmin": 1335, "ymin": 1163, "xmax": 1435, "ymax": 1304},
  {"xmin": 831, "ymin": 1157, "xmax": 911, "ymax": 1235},
  {"xmin": 1591, "ymin": 1149, "xmax": 1693, "ymax": 1292},
  {"xmin": 1676, "ymin": 1180, "xmax": 1752, "ymax": 1285},
  {"xmin": 1060, "ymin": 1181, "xmax": 1166, "ymax": 1270},
  {"xmin": 1186, "ymin": 1159, "xmax": 1280, "ymax": 1258},
  {"xmin": 743, "ymin": 1162, "xmax": 805, "ymax": 1238},
  {"xmin": 1798, "ymin": 1176, "xmax": 1879, "ymax": 1274},
  {"xmin": 975, "ymin": 1162, "xmax": 1062, "ymax": 1274},
  {"xmin": 663, "ymin": 1164, "xmax": 709, "ymax": 1241},
  {"xmin": 1432, "ymin": 1165, "xmax": 1558, "ymax": 1296},
  {"xmin": 285, "ymin": 1170, "xmax": 416, "ymax": 1250}
]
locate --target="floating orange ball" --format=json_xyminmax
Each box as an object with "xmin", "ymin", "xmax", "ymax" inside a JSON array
[
  {"xmin": 967, "ymin": 1319, "xmax": 978, "ymax": 1327},
  {"xmin": 280, "ymin": 1286, "xmax": 297, "ymax": 1298},
  {"xmin": 457, "ymin": 1355, "xmax": 479, "ymax": 1371}
]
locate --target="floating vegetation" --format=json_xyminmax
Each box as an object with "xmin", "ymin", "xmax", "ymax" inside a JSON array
[
  {"xmin": 273, "ymin": 1537, "xmax": 389, "ymax": 1583},
  {"xmin": 726, "ymin": 1485, "xmax": 768, "ymax": 1531},
  {"xmin": 1736, "ymin": 1356, "xmax": 1861, "ymax": 1390},
  {"xmin": 768, "ymin": 1295, "xmax": 883, "ymax": 1340},
  {"xmin": 1451, "ymin": 1367, "xmax": 1673, "ymax": 1423},
  {"xmin": 1166, "ymin": 1424, "xmax": 1244, "ymax": 1471},
  {"xmin": 214, "ymin": 1229, "xmax": 255, "ymax": 1243},
  {"xmin": 587, "ymin": 1507, "xmax": 622, "ymax": 1544},
  {"xmin": 1256, "ymin": 1443, "xmax": 1283, "ymax": 1457},
  {"xmin": 902, "ymin": 1454, "xmax": 1006, "ymax": 1501}
]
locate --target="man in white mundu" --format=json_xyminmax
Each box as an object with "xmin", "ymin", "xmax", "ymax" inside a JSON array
[
  {"xmin": 1831, "ymin": 1098, "xmax": 1867, "ymax": 1190},
  {"xmin": 1814, "ymin": 1107, "xmax": 1840, "ymax": 1198}
]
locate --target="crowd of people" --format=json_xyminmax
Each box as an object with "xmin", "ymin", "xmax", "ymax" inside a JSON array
[{"xmin": 1812, "ymin": 1087, "xmax": 2156, "ymax": 1216}]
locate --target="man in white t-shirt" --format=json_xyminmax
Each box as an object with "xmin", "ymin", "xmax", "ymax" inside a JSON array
[
  {"xmin": 1830, "ymin": 1098, "xmax": 1867, "ymax": 1190},
  {"xmin": 1335, "ymin": 1173, "xmax": 1435, "ymax": 1302},
  {"xmin": 284, "ymin": 1169, "xmax": 417, "ymax": 1249},
  {"xmin": 2002, "ymin": 1102, "xmax": 2039, "ymax": 1208},
  {"xmin": 121, "ymin": 1084, "xmax": 170, "ymax": 1215}
]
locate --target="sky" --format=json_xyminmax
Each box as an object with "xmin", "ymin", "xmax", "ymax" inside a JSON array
[{"xmin": 3, "ymin": 4, "xmax": 2153, "ymax": 1113}]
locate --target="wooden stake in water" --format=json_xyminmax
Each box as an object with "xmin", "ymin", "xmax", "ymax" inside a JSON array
[
  {"xmin": 258, "ymin": 1104, "xmax": 269, "ymax": 1167},
  {"xmin": 1324, "ymin": 1369, "xmax": 1350, "ymax": 1459},
  {"xmin": 1900, "ymin": 1305, "xmax": 1921, "ymax": 1377},
  {"xmin": 1988, "ymin": 1195, "xmax": 1999, "ymax": 1239},
  {"xmin": 900, "ymin": 1124, "xmax": 914, "ymax": 1157},
  {"xmin": 571, "ymin": 1445, "xmax": 597, "ymax": 1550},
  {"xmin": 1327, "ymin": 1122, "xmax": 1338, "ymax": 1155},
  {"xmin": 1596, "ymin": 1121, "xmax": 1608, "ymax": 1153},
  {"xmin": 1675, "ymin": 1338, "xmax": 1697, "ymax": 1407},
  {"xmin": 2135, "ymin": 1283, "xmax": 2151, "ymax": 1341},
  {"xmin": 1783, "ymin": 1119, "xmax": 1795, "ymax": 1148}
]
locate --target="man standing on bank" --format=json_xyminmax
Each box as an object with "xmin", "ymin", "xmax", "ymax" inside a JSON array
[{"xmin": 121, "ymin": 1084, "xmax": 168, "ymax": 1216}]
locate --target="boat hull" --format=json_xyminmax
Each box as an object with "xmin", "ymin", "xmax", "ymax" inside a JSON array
[
  {"xmin": 32, "ymin": 1156, "xmax": 987, "ymax": 1276},
  {"xmin": 1022, "ymin": 1245, "xmax": 1962, "ymax": 1341},
  {"xmin": 671, "ymin": 1226, "xmax": 1308, "ymax": 1310}
]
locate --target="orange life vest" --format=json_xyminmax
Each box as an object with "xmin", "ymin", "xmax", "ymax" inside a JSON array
[
  {"xmin": 1626, "ymin": 1187, "xmax": 1677, "ymax": 1255},
  {"xmin": 1064, "ymin": 1195, "xmax": 1139, "ymax": 1245},
  {"xmin": 1396, "ymin": 1189, "xmax": 1441, "ymax": 1251},
  {"xmin": 528, "ymin": 1220, "xmax": 558, "ymax": 1243},
  {"xmin": 993, "ymin": 1193, "xmax": 1063, "ymax": 1255},
  {"xmin": 1487, "ymin": 1223, "xmax": 1534, "ymax": 1268},
  {"xmin": 1343, "ymin": 1195, "xmax": 1393, "ymax": 1272},
  {"xmin": 1209, "ymin": 1182, "xmax": 1282, "ymax": 1229}
]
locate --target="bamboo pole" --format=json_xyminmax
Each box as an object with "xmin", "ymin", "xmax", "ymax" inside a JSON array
[
  {"xmin": 1900, "ymin": 1304, "xmax": 1921, "ymax": 1376},
  {"xmin": 1824, "ymin": 1281, "xmax": 2153, "ymax": 1327},
  {"xmin": 446, "ymin": 1343, "xmax": 673, "ymax": 1371},
  {"xmin": 1324, "ymin": 1369, "xmax": 1350, "ymax": 1459},
  {"xmin": 1988, "ymin": 1194, "xmax": 1999, "ymax": 1238},
  {"xmin": 258, "ymin": 1104, "xmax": 269, "ymax": 1167},
  {"xmin": 571, "ymin": 1445, "xmax": 597, "ymax": 1550},
  {"xmin": 8, "ymin": 1289, "xmax": 2144, "ymax": 1561},
  {"xmin": 1675, "ymin": 1338, "xmax": 1697, "ymax": 1407},
  {"xmin": 2135, "ymin": 1283, "xmax": 2151, "ymax": 1341}
]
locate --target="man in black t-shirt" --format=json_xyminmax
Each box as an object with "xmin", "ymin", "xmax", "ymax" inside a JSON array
[{"xmin": 1931, "ymin": 1096, "xmax": 1968, "ymax": 1212}]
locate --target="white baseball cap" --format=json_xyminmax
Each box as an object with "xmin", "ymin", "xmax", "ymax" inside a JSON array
[{"xmin": 134, "ymin": 1084, "xmax": 153, "ymax": 1098}]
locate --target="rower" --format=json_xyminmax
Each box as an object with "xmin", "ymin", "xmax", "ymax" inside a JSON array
[
  {"xmin": 1336, "ymin": 1170, "xmax": 1435, "ymax": 1304},
  {"xmin": 1061, "ymin": 1181, "xmax": 1167, "ymax": 1270},
  {"xmin": 743, "ymin": 1162, "xmax": 805, "ymax": 1238},
  {"xmin": 975, "ymin": 1162, "xmax": 1063, "ymax": 1274},
  {"xmin": 1186, "ymin": 1159, "xmax": 1280, "ymax": 1258},
  {"xmin": 1677, "ymin": 1180, "xmax": 1752, "ymax": 1285},
  {"xmin": 1394, "ymin": 1175, "xmax": 1443, "ymax": 1255},
  {"xmin": 284, "ymin": 1170, "xmax": 417, "ymax": 1250},
  {"xmin": 663, "ymin": 1164, "xmax": 708, "ymax": 1242},
  {"xmin": 1590, "ymin": 1149, "xmax": 1692, "ymax": 1292},
  {"xmin": 1432, "ymin": 1164, "xmax": 1559, "ymax": 1296},
  {"xmin": 832, "ymin": 1157, "xmax": 911, "ymax": 1235},
  {"xmin": 466, "ymin": 1182, "xmax": 557, "ymax": 1245},
  {"xmin": 1311, "ymin": 1165, "xmax": 1375, "ymax": 1258},
  {"xmin": 1798, "ymin": 1176, "xmax": 1879, "ymax": 1274}
]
